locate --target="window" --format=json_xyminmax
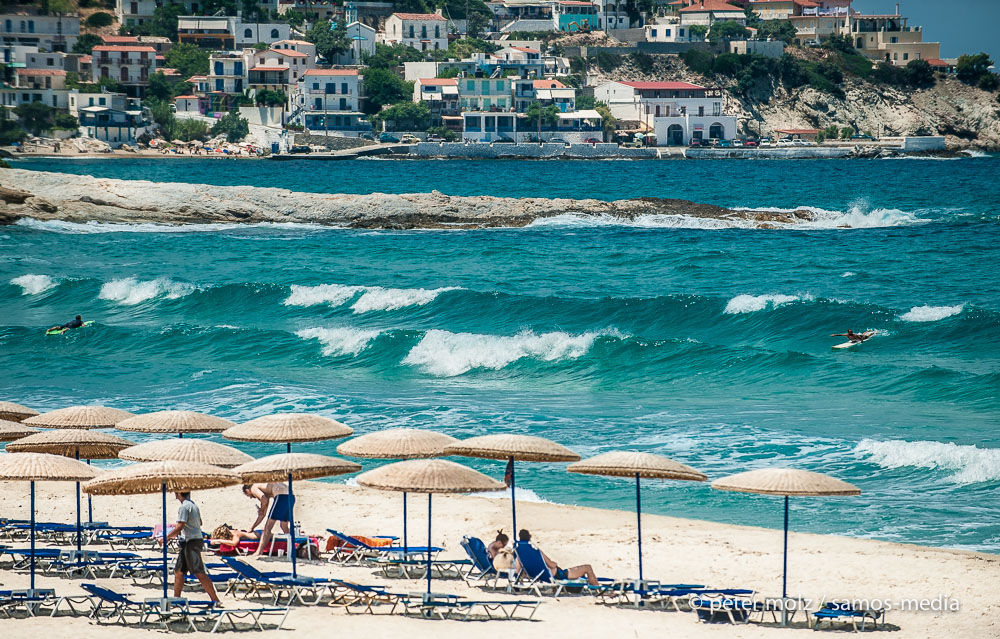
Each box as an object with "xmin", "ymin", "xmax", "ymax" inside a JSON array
[
  {"xmin": 679, "ymin": 28, "xmax": 684, "ymax": 37},
  {"xmin": 244, "ymin": 28, "xmax": 252, "ymax": 38},
  {"xmin": 665, "ymin": 28, "xmax": 670, "ymax": 36},
  {"xmin": 341, "ymin": 82, "xmax": 348, "ymax": 93},
  {"xmin": 216, "ymin": 78, "xmax": 224, "ymax": 91},
  {"xmin": 326, "ymin": 82, "xmax": 334, "ymax": 93},
  {"xmin": 234, "ymin": 61, "xmax": 242, "ymax": 74},
  {"xmin": 271, "ymin": 28, "xmax": 279, "ymax": 38},
  {"xmin": 408, "ymin": 25, "xmax": 414, "ymax": 38},
  {"xmin": 890, "ymin": 36, "xmax": 897, "ymax": 43},
  {"xmin": 435, "ymin": 25, "xmax": 439, "ymax": 38},
  {"xmin": 27, "ymin": 20, "xmax": 34, "ymax": 33},
  {"xmin": 466, "ymin": 80, "xmax": 474, "ymax": 91},
  {"xmin": 312, "ymin": 82, "xmax": 319, "ymax": 90},
  {"xmin": 421, "ymin": 25, "xmax": 427, "ymax": 38},
  {"xmin": 99, "ymin": 97, "xmax": 106, "ymax": 105},
  {"xmin": 314, "ymin": 98, "xmax": 322, "ymax": 109},
  {"xmin": 46, "ymin": 57, "xmax": 53, "ymax": 66},
  {"xmin": 3, "ymin": 20, "xmax": 10, "ymax": 32},
  {"xmin": 650, "ymin": 29, "xmax": 657, "ymax": 37},
  {"xmin": 697, "ymin": 106, "xmax": 704, "ymax": 116},
  {"xmin": 339, "ymin": 97, "xmax": 346, "ymax": 110},
  {"xmin": 214, "ymin": 61, "xmax": 223, "ymax": 75},
  {"xmin": 496, "ymin": 80, "xmax": 504, "ymax": 91},
  {"xmin": 713, "ymin": 102, "xmax": 720, "ymax": 116},
  {"xmin": 903, "ymin": 52, "xmax": 909, "ymax": 60},
  {"xmin": 235, "ymin": 78, "xmax": 242, "ymax": 91}
]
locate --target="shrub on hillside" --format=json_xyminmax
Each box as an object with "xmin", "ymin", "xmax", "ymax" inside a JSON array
[{"xmin": 86, "ymin": 12, "xmax": 114, "ymax": 28}]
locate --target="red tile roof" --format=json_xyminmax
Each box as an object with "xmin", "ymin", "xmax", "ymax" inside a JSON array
[
  {"xmin": 510, "ymin": 46, "xmax": 541, "ymax": 53},
  {"xmin": 679, "ymin": 0, "xmax": 741, "ymax": 11},
  {"xmin": 926, "ymin": 58, "xmax": 950, "ymax": 67},
  {"xmin": 303, "ymin": 68, "xmax": 358, "ymax": 76},
  {"xmin": 391, "ymin": 12, "xmax": 446, "ymax": 20},
  {"xmin": 92, "ymin": 46, "xmax": 157, "ymax": 52},
  {"xmin": 80, "ymin": 55, "xmax": 91, "ymax": 63},
  {"xmin": 17, "ymin": 68, "xmax": 67, "ymax": 76},
  {"xmin": 270, "ymin": 48, "xmax": 308, "ymax": 57},
  {"xmin": 418, "ymin": 78, "xmax": 458, "ymax": 85},
  {"xmin": 533, "ymin": 79, "xmax": 567, "ymax": 88},
  {"xmin": 274, "ymin": 39, "xmax": 312, "ymax": 45},
  {"xmin": 251, "ymin": 65, "xmax": 289, "ymax": 71},
  {"xmin": 620, "ymin": 81, "xmax": 706, "ymax": 90}
]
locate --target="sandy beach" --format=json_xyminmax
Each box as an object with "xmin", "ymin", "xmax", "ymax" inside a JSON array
[{"xmin": 1, "ymin": 479, "xmax": 996, "ymax": 637}]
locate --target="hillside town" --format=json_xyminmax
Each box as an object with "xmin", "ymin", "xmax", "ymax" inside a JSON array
[{"xmin": 0, "ymin": 0, "xmax": 996, "ymax": 156}]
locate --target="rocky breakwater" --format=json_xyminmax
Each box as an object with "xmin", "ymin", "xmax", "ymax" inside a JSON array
[{"xmin": 1, "ymin": 168, "xmax": 821, "ymax": 229}]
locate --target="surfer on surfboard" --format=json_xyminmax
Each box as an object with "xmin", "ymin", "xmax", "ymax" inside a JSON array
[
  {"xmin": 48, "ymin": 315, "xmax": 85, "ymax": 333},
  {"xmin": 830, "ymin": 329, "xmax": 868, "ymax": 343}
]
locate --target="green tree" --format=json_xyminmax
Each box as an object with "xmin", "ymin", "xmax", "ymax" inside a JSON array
[
  {"xmin": 72, "ymin": 33, "xmax": 102, "ymax": 54},
  {"xmin": 147, "ymin": 71, "xmax": 191, "ymax": 101},
  {"xmin": 743, "ymin": 5, "xmax": 761, "ymax": 29},
  {"xmin": 840, "ymin": 126, "xmax": 854, "ymax": 139},
  {"xmin": 445, "ymin": 37, "xmax": 498, "ymax": 58},
  {"xmin": 211, "ymin": 110, "xmax": 249, "ymax": 142},
  {"xmin": 306, "ymin": 20, "xmax": 350, "ymax": 63},
  {"xmin": 688, "ymin": 24, "xmax": 708, "ymax": 40},
  {"xmin": 0, "ymin": 120, "xmax": 26, "ymax": 145},
  {"xmin": 467, "ymin": 12, "xmax": 489, "ymax": 38},
  {"xmin": 824, "ymin": 33, "xmax": 855, "ymax": 55},
  {"xmin": 86, "ymin": 11, "xmax": 114, "ymax": 27},
  {"xmin": 524, "ymin": 101, "xmax": 560, "ymax": 128},
  {"xmin": 130, "ymin": 3, "xmax": 184, "ymax": 40},
  {"xmin": 200, "ymin": 0, "xmax": 239, "ymax": 15},
  {"xmin": 364, "ymin": 43, "xmax": 425, "ymax": 69},
  {"xmin": 175, "ymin": 118, "xmax": 209, "ymax": 141},
  {"xmin": 956, "ymin": 53, "xmax": 993, "ymax": 85},
  {"xmin": 904, "ymin": 58, "xmax": 935, "ymax": 88},
  {"xmin": 425, "ymin": 125, "xmax": 457, "ymax": 141},
  {"xmin": 281, "ymin": 10, "xmax": 306, "ymax": 27},
  {"xmin": 164, "ymin": 43, "xmax": 210, "ymax": 77},
  {"xmin": 15, "ymin": 101, "xmax": 53, "ymax": 135},
  {"xmin": 374, "ymin": 101, "xmax": 430, "ymax": 131},
  {"xmin": 756, "ymin": 20, "xmax": 796, "ymax": 44},
  {"xmin": 708, "ymin": 21, "xmax": 749, "ymax": 43},
  {"xmin": 254, "ymin": 88, "xmax": 287, "ymax": 106},
  {"xmin": 362, "ymin": 68, "xmax": 413, "ymax": 114}
]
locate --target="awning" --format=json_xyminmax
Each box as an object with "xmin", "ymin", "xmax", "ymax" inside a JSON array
[{"xmin": 559, "ymin": 109, "xmax": 602, "ymax": 119}]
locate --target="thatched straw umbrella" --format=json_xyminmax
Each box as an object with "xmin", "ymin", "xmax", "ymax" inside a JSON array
[
  {"xmin": 337, "ymin": 428, "xmax": 458, "ymax": 554},
  {"xmin": 119, "ymin": 439, "xmax": 252, "ymax": 468},
  {"xmin": 7, "ymin": 430, "xmax": 134, "ymax": 551},
  {"xmin": 23, "ymin": 406, "xmax": 135, "ymax": 429},
  {"xmin": 0, "ymin": 401, "xmax": 39, "ymax": 423},
  {"xmin": 712, "ymin": 468, "xmax": 861, "ymax": 624},
  {"xmin": 0, "ymin": 419, "xmax": 39, "ymax": 441},
  {"xmin": 356, "ymin": 459, "xmax": 505, "ymax": 594},
  {"xmin": 568, "ymin": 451, "xmax": 706, "ymax": 583},
  {"xmin": 0, "ymin": 453, "xmax": 97, "ymax": 592},
  {"xmin": 444, "ymin": 434, "xmax": 579, "ymax": 538},
  {"xmin": 223, "ymin": 413, "xmax": 353, "ymax": 576},
  {"xmin": 83, "ymin": 461, "xmax": 240, "ymax": 599},
  {"xmin": 116, "ymin": 410, "xmax": 235, "ymax": 438}
]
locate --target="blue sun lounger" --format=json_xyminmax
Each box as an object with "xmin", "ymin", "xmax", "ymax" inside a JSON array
[
  {"xmin": 460, "ymin": 536, "xmax": 511, "ymax": 589},
  {"xmin": 403, "ymin": 592, "xmax": 542, "ymax": 621},
  {"xmin": 511, "ymin": 542, "xmax": 615, "ymax": 597},
  {"xmin": 812, "ymin": 601, "xmax": 886, "ymax": 631},
  {"xmin": 325, "ymin": 529, "xmax": 440, "ymax": 564},
  {"xmin": 222, "ymin": 557, "xmax": 337, "ymax": 605}
]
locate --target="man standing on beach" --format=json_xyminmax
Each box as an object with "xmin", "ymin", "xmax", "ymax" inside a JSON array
[{"xmin": 166, "ymin": 491, "xmax": 222, "ymax": 605}]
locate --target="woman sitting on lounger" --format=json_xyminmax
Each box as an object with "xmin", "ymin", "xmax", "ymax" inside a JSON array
[
  {"xmin": 487, "ymin": 531, "xmax": 509, "ymax": 560},
  {"xmin": 514, "ymin": 529, "xmax": 599, "ymax": 586},
  {"xmin": 210, "ymin": 523, "xmax": 259, "ymax": 548}
]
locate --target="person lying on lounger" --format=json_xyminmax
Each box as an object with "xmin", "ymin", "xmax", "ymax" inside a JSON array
[
  {"xmin": 515, "ymin": 529, "xmax": 600, "ymax": 586},
  {"xmin": 210, "ymin": 523, "xmax": 260, "ymax": 547}
]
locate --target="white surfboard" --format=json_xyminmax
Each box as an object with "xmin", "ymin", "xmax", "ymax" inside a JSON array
[{"xmin": 832, "ymin": 331, "xmax": 876, "ymax": 349}]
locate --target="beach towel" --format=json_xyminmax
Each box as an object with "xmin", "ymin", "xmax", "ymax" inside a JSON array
[{"xmin": 324, "ymin": 534, "xmax": 394, "ymax": 552}]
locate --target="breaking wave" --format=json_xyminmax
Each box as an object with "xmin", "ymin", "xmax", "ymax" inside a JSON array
[
  {"xmin": 98, "ymin": 277, "xmax": 196, "ymax": 305},
  {"xmin": 855, "ymin": 439, "xmax": 1000, "ymax": 484},
  {"xmin": 295, "ymin": 327, "xmax": 381, "ymax": 357},
  {"xmin": 402, "ymin": 328, "xmax": 625, "ymax": 377},
  {"xmin": 284, "ymin": 283, "xmax": 460, "ymax": 313},
  {"xmin": 899, "ymin": 304, "xmax": 965, "ymax": 322},
  {"xmin": 723, "ymin": 293, "xmax": 811, "ymax": 314},
  {"xmin": 10, "ymin": 274, "xmax": 57, "ymax": 295}
]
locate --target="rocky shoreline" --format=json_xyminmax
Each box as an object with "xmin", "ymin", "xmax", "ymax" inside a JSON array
[{"xmin": 1, "ymin": 168, "xmax": 825, "ymax": 229}]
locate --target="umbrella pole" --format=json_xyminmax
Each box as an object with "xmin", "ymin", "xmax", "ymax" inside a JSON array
[
  {"xmin": 30, "ymin": 480, "xmax": 35, "ymax": 592},
  {"xmin": 86, "ymin": 459, "xmax": 93, "ymax": 523},
  {"xmin": 426, "ymin": 493, "xmax": 432, "ymax": 596},
  {"xmin": 402, "ymin": 492, "xmax": 408, "ymax": 555},
  {"xmin": 635, "ymin": 472, "xmax": 643, "ymax": 583},
  {"xmin": 288, "ymin": 471, "xmax": 297, "ymax": 577},
  {"xmin": 782, "ymin": 495, "xmax": 789, "ymax": 626},
  {"xmin": 509, "ymin": 456, "xmax": 516, "ymax": 538},
  {"xmin": 161, "ymin": 483, "xmax": 168, "ymax": 599},
  {"xmin": 75, "ymin": 450, "xmax": 82, "ymax": 553}
]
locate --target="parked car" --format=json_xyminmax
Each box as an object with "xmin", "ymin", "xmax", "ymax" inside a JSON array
[
  {"xmin": 732, "ymin": 139, "xmax": 743, "ymax": 148},
  {"xmin": 851, "ymin": 134, "xmax": 875, "ymax": 141},
  {"xmin": 493, "ymin": 136, "xmax": 515, "ymax": 143},
  {"xmin": 792, "ymin": 138, "xmax": 813, "ymax": 146},
  {"xmin": 400, "ymin": 133, "xmax": 419, "ymax": 144},
  {"xmin": 359, "ymin": 132, "xmax": 374, "ymax": 140},
  {"xmin": 548, "ymin": 137, "xmax": 570, "ymax": 145},
  {"xmin": 379, "ymin": 133, "xmax": 400, "ymax": 143},
  {"xmin": 758, "ymin": 137, "xmax": 773, "ymax": 147},
  {"xmin": 584, "ymin": 137, "xmax": 601, "ymax": 144},
  {"xmin": 743, "ymin": 138, "xmax": 759, "ymax": 148},
  {"xmin": 622, "ymin": 139, "xmax": 643, "ymax": 148},
  {"xmin": 777, "ymin": 138, "xmax": 794, "ymax": 147},
  {"xmin": 425, "ymin": 134, "xmax": 445, "ymax": 142},
  {"xmin": 707, "ymin": 137, "xmax": 720, "ymax": 147},
  {"xmin": 717, "ymin": 139, "xmax": 732, "ymax": 148},
  {"xmin": 688, "ymin": 139, "xmax": 702, "ymax": 148},
  {"xmin": 288, "ymin": 146, "xmax": 311, "ymax": 154}
]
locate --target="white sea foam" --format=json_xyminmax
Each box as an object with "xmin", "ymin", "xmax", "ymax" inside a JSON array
[
  {"xmin": 285, "ymin": 284, "xmax": 362, "ymax": 308},
  {"xmin": 855, "ymin": 439, "xmax": 1000, "ymax": 484},
  {"xmin": 402, "ymin": 328, "xmax": 624, "ymax": 377},
  {"xmin": 284, "ymin": 283, "xmax": 460, "ymax": 313},
  {"xmin": 841, "ymin": 271, "xmax": 856, "ymax": 278},
  {"xmin": 899, "ymin": 304, "xmax": 965, "ymax": 322},
  {"xmin": 469, "ymin": 486, "xmax": 550, "ymax": 503},
  {"xmin": 15, "ymin": 218, "xmax": 332, "ymax": 234},
  {"xmin": 98, "ymin": 277, "xmax": 195, "ymax": 305},
  {"xmin": 10, "ymin": 274, "xmax": 56, "ymax": 295},
  {"xmin": 528, "ymin": 213, "xmax": 761, "ymax": 230},
  {"xmin": 723, "ymin": 293, "xmax": 809, "ymax": 314},
  {"xmin": 350, "ymin": 286, "xmax": 461, "ymax": 313},
  {"xmin": 295, "ymin": 326, "xmax": 381, "ymax": 356},
  {"xmin": 961, "ymin": 149, "xmax": 989, "ymax": 158}
]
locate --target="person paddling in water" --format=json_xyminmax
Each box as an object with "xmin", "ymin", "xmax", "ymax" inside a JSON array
[
  {"xmin": 48, "ymin": 315, "xmax": 84, "ymax": 332},
  {"xmin": 831, "ymin": 329, "xmax": 866, "ymax": 343}
]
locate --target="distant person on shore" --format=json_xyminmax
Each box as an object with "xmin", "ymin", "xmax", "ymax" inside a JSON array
[
  {"xmin": 48, "ymin": 315, "xmax": 84, "ymax": 332},
  {"xmin": 514, "ymin": 529, "xmax": 599, "ymax": 586},
  {"xmin": 831, "ymin": 329, "xmax": 866, "ymax": 343},
  {"xmin": 244, "ymin": 483, "xmax": 294, "ymax": 556},
  {"xmin": 166, "ymin": 491, "xmax": 221, "ymax": 605},
  {"xmin": 487, "ymin": 531, "xmax": 509, "ymax": 560}
]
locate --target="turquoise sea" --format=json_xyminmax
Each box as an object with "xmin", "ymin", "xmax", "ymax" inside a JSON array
[{"xmin": 2, "ymin": 156, "xmax": 998, "ymax": 552}]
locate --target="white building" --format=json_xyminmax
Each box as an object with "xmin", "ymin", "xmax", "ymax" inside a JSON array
[
  {"xmin": 291, "ymin": 68, "xmax": 369, "ymax": 134},
  {"xmin": 382, "ymin": 12, "xmax": 448, "ymax": 52},
  {"xmin": 338, "ymin": 21, "xmax": 376, "ymax": 65},
  {"xmin": 0, "ymin": 14, "xmax": 79, "ymax": 52},
  {"xmin": 677, "ymin": 0, "xmax": 745, "ymax": 26},
  {"xmin": 234, "ymin": 22, "xmax": 292, "ymax": 48},
  {"xmin": 91, "ymin": 45, "xmax": 157, "ymax": 87},
  {"xmin": 208, "ymin": 51, "xmax": 247, "ymax": 94},
  {"xmin": 594, "ymin": 80, "xmax": 736, "ymax": 144},
  {"xmin": 645, "ymin": 18, "xmax": 703, "ymax": 42},
  {"xmin": 0, "ymin": 68, "xmax": 70, "ymax": 110}
]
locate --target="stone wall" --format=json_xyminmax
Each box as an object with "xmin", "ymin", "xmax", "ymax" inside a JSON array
[
  {"xmin": 293, "ymin": 134, "xmax": 376, "ymax": 151},
  {"xmin": 412, "ymin": 142, "xmax": 660, "ymax": 159},
  {"xmin": 686, "ymin": 147, "xmax": 852, "ymax": 159}
]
